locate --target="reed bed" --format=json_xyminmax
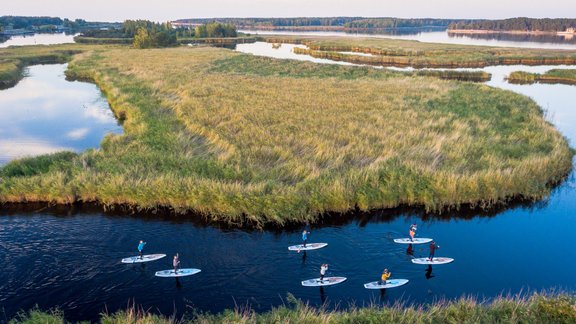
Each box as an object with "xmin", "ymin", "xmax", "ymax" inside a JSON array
[
  {"xmin": 0, "ymin": 46, "xmax": 573, "ymax": 225},
  {"xmin": 9, "ymin": 293, "xmax": 576, "ymax": 323},
  {"xmin": 264, "ymin": 35, "xmax": 576, "ymax": 68},
  {"xmin": 508, "ymin": 69, "xmax": 576, "ymax": 85}
]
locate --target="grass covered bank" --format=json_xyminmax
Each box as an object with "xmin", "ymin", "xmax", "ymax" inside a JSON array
[
  {"xmin": 0, "ymin": 44, "xmax": 118, "ymax": 89},
  {"xmin": 263, "ymin": 35, "xmax": 576, "ymax": 68},
  {"xmin": 9, "ymin": 294, "xmax": 576, "ymax": 323},
  {"xmin": 0, "ymin": 45, "xmax": 573, "ymax": 225},
  {"xmin": 508, "ymin": 69, "xmax": 576, "ymax": 85}
]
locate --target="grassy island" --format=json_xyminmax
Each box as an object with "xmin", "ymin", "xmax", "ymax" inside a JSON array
[
  {"xmin": 508, "ymin": 69, "xmax": 576, "ymax": 85},
  {"xmin": 9, "ymin": 293, "xmax": 576, "ymax": 323},
  {"xmin": 0, "ymin": 44, "xmax": 573, "ymax": 225},
  {"xmin": 262, "ymin": 36, "xmax": 576, "ymax": 68}
]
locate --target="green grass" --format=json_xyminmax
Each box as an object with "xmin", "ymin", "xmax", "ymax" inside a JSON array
[
  {"xmin": 263, "ymin": 35, "xmax": 576, "ymax": 68},
  {"xmin": 508, "ymin": 69, "xmax": 576, "ymax": 85},
  {"xmin": 0, "ymin": 43, "xmax": 123, "ymax": 89},
  {"xmin": 9, "ymin": 293, "xmax": 576, "ymax": 323},
  {"xmin": 0, "ymin": 45, "xmax": 573, "ymax": 225}
]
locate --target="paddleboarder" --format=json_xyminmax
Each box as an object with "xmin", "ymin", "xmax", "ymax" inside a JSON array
[
  {"xmin": 380, "ymin": 268, "xmax": 391, "ymax": 285},
  {"xmin": 428, "ymin": 241, "xmax": 440, "ymax": 261},
  {"xmin": 137, "ymin": 240, "xmax": 146, "ymax": 259},
  {"xmin": 320, "ymin": 263, "xmax": 328, "ymax": 283},
  {"xmin": 173, "ymin": 253, "xmax": 180, "ymax": 274},
  {"xmin": 409, "ymin": 224, "xmax": 417, "ymax": 242},
  {"xmin": 302, "ymin": 229, "xmax": 309, "ymax": 248}
]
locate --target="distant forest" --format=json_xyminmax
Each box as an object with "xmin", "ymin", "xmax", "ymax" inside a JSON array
[
  {"xmin": 448, "ymin": 18, "xmax": 576, "ymax": 32},
  {"xmin": 0, "ymin": 16, "xmax": 119, "ymax": 31},
  {"xmin": 174, "ymin": 17, "xmax": 476, "ymax": 29}
]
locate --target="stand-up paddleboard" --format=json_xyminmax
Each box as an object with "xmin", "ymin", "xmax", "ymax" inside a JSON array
[
  {"xmin": 155, "ymin": 268, "xmax": 201, "ymax": 278},
  {"xmin": 393, "ymin": 238, "xmax": 432, "ymax": 244},
  {"xmin": 121, "ymin": 254, "xmax": 166, "ymax": 264},
  {"xmin": 364, "ymin": 279, "xmax": 409, "ymax": 289},
  {"xmin": 288, "ymin": 243, "xmax": 328, "ymax": 251},
  {"xmin": 301, "ymin": 277, "xmax": 347, "ymax": 287},
  {"xmin": 411, "ymin": 257, "xmax": 454, "ymax": 265}
]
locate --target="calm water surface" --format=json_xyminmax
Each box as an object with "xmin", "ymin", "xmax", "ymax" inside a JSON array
[
  {"xmin": 243, "ymin": 30, "xmax": 576, "ymax": 50},
  {"xmin": 1, "ymin": 35, "xmax": 576, "ymax": 322},
  {"xmin": 0, "ymin": 64, "xmax": 122, "ymax": 164},
  {"xmin": 0, "ymin": 33, "xmax": 75, "ymax": 48}
]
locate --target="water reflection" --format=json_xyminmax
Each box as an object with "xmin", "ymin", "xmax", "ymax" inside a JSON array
[
  {"xmin": 242, "ymin": 30, "xmax": 576, "ymax": 50},
  {"xmin": 0, "ymin": 33, "xmax": 75, "ymax": 48},
  {"xmin": 0, "ymin": 64, "xmax": 122, "ymax": 165}
]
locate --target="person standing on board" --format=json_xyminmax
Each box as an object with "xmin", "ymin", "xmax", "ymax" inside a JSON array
[
  {"xmin": 428, "ymin": 241, "xmax": 440, "ymax": 261},
  {"xmin": 380, "ymin": 268, "xmax": 391, "ymax": 285},
  {"xmin": 173, "ymin": 253, "xmax": 180, "ymax": 274},
  {"xmin": 302, "ymin": 229, "xmax": 309, "ymax": 248},
  {"xmin": 409, "ymin": 224, "xmax": 417, "ymax": 242},
  {"xmin": 138, "ymin": 240, "xmax": 146, "ymax": 259},
  {"xmin": 319, "ymin": 264, "xmax": 329, "ymax": 283}
]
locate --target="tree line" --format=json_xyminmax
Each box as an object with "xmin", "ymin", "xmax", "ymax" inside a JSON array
[
  {"xmin": 448, "ymin": 18, "xmax": 576, "ymax": 32},
  {"xmin": 79, "ymin": 20, "xmax": 237, "ymax": 48},
  {"xmin": 0, "ymin": 16, "xmax": 63, "ymax": 29},
  {"xmin": 174, "ymin": 17, "xmax": 474, "ymax": 29}
]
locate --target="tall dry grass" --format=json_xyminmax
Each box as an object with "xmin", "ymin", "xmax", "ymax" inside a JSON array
[
  {"xmin": 9, "ymin": 293, "xmax": 576, "ymax": 323},
  {"xmin": 264, "ymin": 35, "xmax": 576, "ymax": 68},
  {"xmin": 0, "ymin": 46, "xmax": 572, "ymax": 225}
]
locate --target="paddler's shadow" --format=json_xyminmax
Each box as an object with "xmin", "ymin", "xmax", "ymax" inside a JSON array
[
  {"xmin": 425, "ymin": 265, "xmax": 435, "ymax": 280},
  {"xmin": 406, "ymin": 244, "xmax": 414, "ymax": 256},
  {"xmin": 175, "ymin": 277, "xmax": 183, "ymax": 288},
  {"xmin": 301, "ymin": 251, "xmax": 307, "ymax": 266},
  {"xmin": 379, "ymin": 287, "xmax": 387, "ymax": 300},
  {"xmin": 319, "ymin": 287, "xmax": 326, "ymax": 304}
]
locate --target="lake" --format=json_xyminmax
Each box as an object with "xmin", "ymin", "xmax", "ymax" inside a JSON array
[{"xmin": 1, "ymin": 32, "xmax": 576, "ymax": 322}]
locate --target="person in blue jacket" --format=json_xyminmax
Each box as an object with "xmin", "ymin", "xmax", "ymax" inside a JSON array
[
  {"xmin": 302, "ymin": 230, "xmax": 309, "ymax": 248},
  {"xmin": 138, "ymin": 240, "xmax": 146, "ymax": 259}
]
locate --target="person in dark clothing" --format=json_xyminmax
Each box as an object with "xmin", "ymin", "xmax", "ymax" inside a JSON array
[{"xmin": 428, "ymin": 241, "xmax": 440, "ymax": 261}]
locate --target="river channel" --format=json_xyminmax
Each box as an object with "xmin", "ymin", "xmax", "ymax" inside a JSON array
[{"xmin": 0, "ymin": 33, "xmax": 575, "ymax": 322}]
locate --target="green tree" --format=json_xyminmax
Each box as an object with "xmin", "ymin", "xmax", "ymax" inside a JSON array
[{"xmin": 133, "ymin": 27, "xmax": 152, "ymax": 48}]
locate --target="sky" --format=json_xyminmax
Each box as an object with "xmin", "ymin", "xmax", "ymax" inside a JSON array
[{"xmin": 1, "ymin": 0, "xmax": 575, "ymax": 23}]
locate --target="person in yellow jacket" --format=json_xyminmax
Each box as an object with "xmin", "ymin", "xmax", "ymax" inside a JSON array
[{"xmin": 380, "ymin": 268, "xmax": 391, "ymax": 285}]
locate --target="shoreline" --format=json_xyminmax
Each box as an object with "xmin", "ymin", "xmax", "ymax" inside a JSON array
[{"xmin": 8, "ymin": 293, "xmax": 576, "ymax": 323}]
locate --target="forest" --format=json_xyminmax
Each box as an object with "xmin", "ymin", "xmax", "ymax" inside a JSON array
[
  {"xmin": 174, "ymin": 17, "xmax": 473, "ymax": 29},
  {"xmin": 448, "ymin": 17, "xmax": 576, "ymax": 32}
]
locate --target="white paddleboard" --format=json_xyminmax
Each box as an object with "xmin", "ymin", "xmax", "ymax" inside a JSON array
[
  {"xmin": 364, "ymin": 279, "xmax": 409, "ymax": 289},
  {"xmin": 411, "ymin": 257, "xmax": 454, "ymax": 265},
  {"xmin": 121, "ymin": 254, "xmax": 166, "ymax": 264},
  {"xmin": 301, "ymin": 277, "xmax": 347, "ymax": 287},
  {"xmin": 155, "ymin": 268, "xmax": 201, "ymax": 278},
  {"xmin": 288, "ymin": 243, "xmax": 328, "ymax": 251},
  {"xmin": 393, "ymin": 238, "xmax": 433, "ymax": 244}
]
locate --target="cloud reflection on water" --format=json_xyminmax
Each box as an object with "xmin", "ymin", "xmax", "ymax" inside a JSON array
[{"xmin": 0, "ymin": 64, "xmax": 122, "ymax": 165}]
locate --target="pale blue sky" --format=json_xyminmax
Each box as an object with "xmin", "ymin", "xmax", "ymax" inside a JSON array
[{"xmin": 1, "ymin": 0, "xmax": 575, "ymax": 22}]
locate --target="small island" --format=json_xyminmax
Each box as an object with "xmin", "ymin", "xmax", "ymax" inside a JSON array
[{"xmin": 507, "ymin": 69, "xmax": 576, "ymax": 85}]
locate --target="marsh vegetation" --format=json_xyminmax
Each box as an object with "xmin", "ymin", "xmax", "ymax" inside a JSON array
[
  {"xmin": 0, "ymin": 43, "xmax": 572, "ymax": 225},
  {"xmin": 9, "ymin": 293, "xmax": 576, "ymax": 323},
  {"xmin": 263, "ymin": 36, "xmax": 576, "ymax": 68},
  {"xmin": 508, "ymin": 69, "xmax": 576, "ymax": 85}
]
